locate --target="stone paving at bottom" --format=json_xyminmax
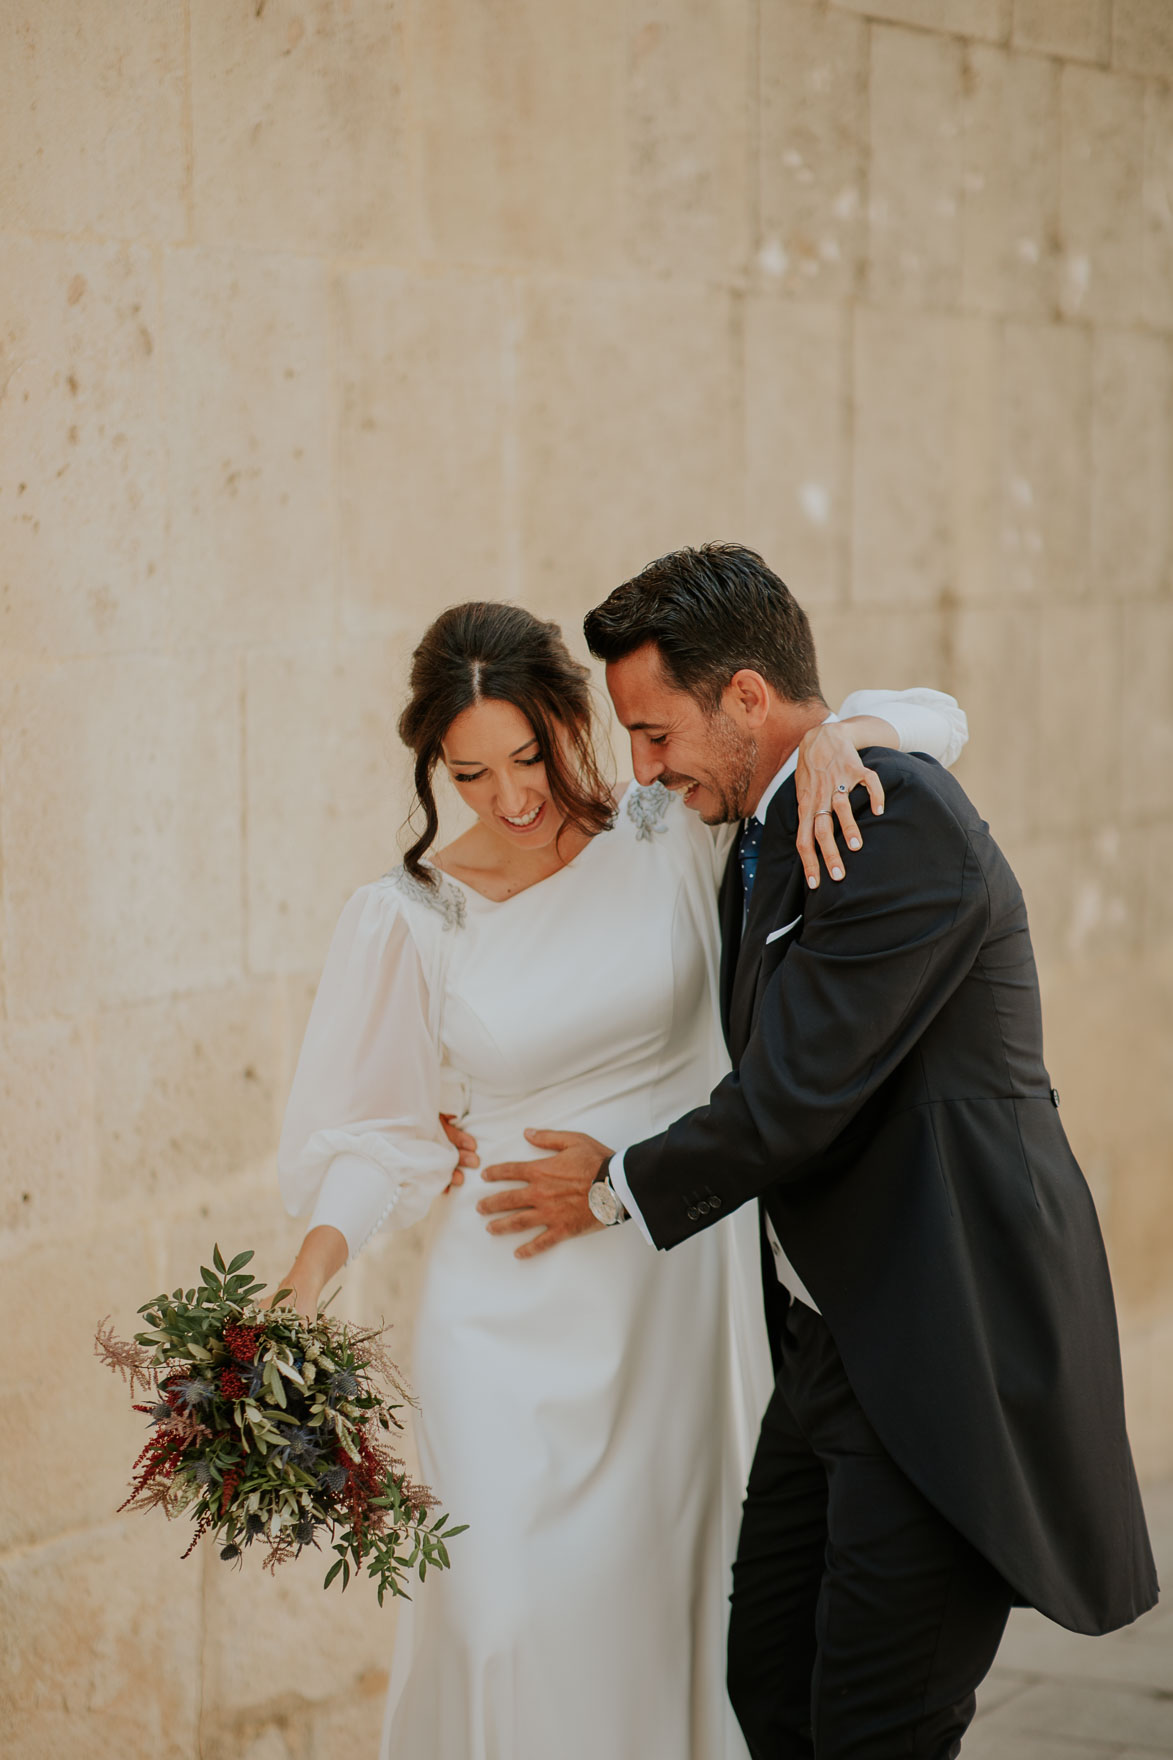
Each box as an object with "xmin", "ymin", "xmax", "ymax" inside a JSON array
[{"xmin": 968, "ymin": 1481, "xmax": 1173, "ymax": 1758}]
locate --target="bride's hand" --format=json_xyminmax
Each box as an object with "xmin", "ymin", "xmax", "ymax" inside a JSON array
[
  {"xmin": 269, "ymin": 1225, "xmax": 347, "ymax": 1316},
  {"xmin": 269, "ymin": 1266, "xmax": 318, "ymax": 1316},
  {"xmin": 795, "ymin": 717, "xmax": 889, "ymax": 889},
  {"xmin": 440, "ymin": 1113, "xmax": 480, "ymax": 1191}
]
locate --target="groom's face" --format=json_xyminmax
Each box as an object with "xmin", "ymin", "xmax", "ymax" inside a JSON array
[{"xmin": 606, "ymin": 644, "xmax": 758, "ymax": 826}]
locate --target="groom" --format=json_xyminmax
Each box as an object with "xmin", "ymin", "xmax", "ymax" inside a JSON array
[{"xmin": 477, "ymin": 543, "xmax": 1158, "ymax": 1758}]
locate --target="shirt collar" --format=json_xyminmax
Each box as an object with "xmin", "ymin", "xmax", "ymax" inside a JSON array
[{"xmin": 751, "ymin": 713, "xmax": 838, "ymax": 825}]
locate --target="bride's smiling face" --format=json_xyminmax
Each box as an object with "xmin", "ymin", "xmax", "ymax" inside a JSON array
[{"xmin": 441, "ymin": 698, "xmax": 566, "ymax": 851}]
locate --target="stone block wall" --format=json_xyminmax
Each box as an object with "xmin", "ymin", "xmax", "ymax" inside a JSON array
[{"xmin": 1, "ymin": 3, "xmax": 1170, "ymax": 1755}]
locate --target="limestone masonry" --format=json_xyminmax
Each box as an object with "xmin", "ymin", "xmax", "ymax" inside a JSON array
[{"xmin": 1, "ymin": 3, "xmax": 1171, "ymax": 1756}]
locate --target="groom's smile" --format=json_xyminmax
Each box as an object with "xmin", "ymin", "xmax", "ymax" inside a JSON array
[{"xmin": 606, "ymin": 643, "xmax": 760, "ymax": 826}]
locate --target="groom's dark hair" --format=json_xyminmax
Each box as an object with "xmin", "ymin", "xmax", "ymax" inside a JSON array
[{"xmin": 584, "ymin": 542, "xmax": 824, "ymax": 712}]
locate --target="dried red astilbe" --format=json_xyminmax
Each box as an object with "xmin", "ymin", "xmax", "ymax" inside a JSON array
[
  {"xmin": 182, "ymin": 1509, "xmax": 216, "ymax": 1560},
  {"xmin": 262, "ymin": 1523, "xmax": 313, "ymax": 1574},
  {"xmin": 94, "ymin": 1318, "xmax": 154, "ymax": 1398},
  {"xmin": 220, "ymin": 1468, "xmax": 242, "ymax": 1515},
  {"xmin": 156, "ymin": 1410, "xmax": 213, "ymax": 1449},
  {"xmin": 136, "ymin": 1471, "xmax": 191, "ymax": 1519},
  {"xmin": 120, "ymin": 1431, "xmax": 185, "ymax": 1512},
  {"xmin": 351, "ymin": 1327, "xmax": 413, "ymax": 1410},
  {"xmin": 334, "ymin": 1429, "xmax": 437, "ymax": 1562}
]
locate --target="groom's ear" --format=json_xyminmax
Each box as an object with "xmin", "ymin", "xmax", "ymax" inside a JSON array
[{"xmin": 724, "ymin": 669, "xmax": 772, "ymax": 729}]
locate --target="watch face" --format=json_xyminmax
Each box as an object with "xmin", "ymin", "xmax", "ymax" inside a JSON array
[{"xmin": 588, "ymin": 1178, "xmax": 622, "ymax": 1227}]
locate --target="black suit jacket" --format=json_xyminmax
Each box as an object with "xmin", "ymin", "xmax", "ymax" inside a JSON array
[{"xmin": 625, "ymin": 751, "xmax": 1157, "ymax": 1635}]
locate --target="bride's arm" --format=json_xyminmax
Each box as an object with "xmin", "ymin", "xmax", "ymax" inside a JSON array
[
  {"xmin": 274, "ymin": 884, "xmax": 459, "ymax": 1315},
  {"xmin": 797, "ymin": 687, "xmax": 969, "ymax": 888},
  {"xmin": 278, "ymin": 1224, "xmax": 348, "ymax": 1317}
]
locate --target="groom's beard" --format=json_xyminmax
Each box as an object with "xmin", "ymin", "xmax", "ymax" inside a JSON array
[{"xmin": 660, "ymin": 715, "xmax": 758, "ymax": 826}]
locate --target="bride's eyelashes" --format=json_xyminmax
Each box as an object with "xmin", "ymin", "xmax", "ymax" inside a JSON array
[{"xmin": 452, "ymin": 755, "xmax": 545, "ymax": 785}]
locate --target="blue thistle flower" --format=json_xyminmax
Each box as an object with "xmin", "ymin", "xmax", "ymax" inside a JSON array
[
  {"xmin": 175, "ymin": 1377, "xmax": 216, "ymax": 1410},
  {"xmin": 327, "ymin": 1370, "xmax": 359, "ymax": 1400},
  {"xmin": 275, "ymin": 1425, "xmax": 327, "ymax": 1470}
]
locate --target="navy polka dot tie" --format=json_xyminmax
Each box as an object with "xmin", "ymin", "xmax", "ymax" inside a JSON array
[{"xmin": 737, "ymin": 817, "xmax": 764, "ymax": 927}]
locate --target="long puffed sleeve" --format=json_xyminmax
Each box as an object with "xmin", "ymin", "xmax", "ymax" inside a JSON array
[
  {"xmin": 277, "ymin": 883, "xmax": 459, "ymax": 1259},
  {"xmin": 837, "ymin": 687, "xmax": 968, "ymax": 769}
]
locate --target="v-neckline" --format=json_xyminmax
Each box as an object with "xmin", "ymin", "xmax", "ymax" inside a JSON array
[{"xmin": 428, "ymin": 810, "xmax": 611, "ymax": 907}]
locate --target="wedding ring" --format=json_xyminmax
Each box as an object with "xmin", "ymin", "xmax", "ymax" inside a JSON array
[{"xmin": 813, "ymin": 809, "xmax": 834, "ymax": 819}]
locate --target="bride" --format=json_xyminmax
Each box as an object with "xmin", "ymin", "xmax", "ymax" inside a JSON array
[{"xmin": 274, "ymin": 598, "xmax": 967, "ymax": 1759}]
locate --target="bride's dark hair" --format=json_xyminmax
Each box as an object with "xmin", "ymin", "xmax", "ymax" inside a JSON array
[{"xmin": 397, "ymin": 602, "xmax": 615, "ymax": 885}]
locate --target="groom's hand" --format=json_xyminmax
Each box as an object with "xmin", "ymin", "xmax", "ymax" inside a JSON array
[{"xmin": 478, "ymin": 1129, "xmax": 612, "ymax": 1259}]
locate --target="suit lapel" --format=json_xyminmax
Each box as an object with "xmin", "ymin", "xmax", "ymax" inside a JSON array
[
  {"xmin": 717, "ymin": 846, "xmax": 743, "ymax": 1045},
  {"xmin": 729, "ymin": 785, "xmax": 803, "ymax": 1060}
]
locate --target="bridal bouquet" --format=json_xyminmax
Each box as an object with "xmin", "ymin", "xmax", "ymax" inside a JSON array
[{"xmin": 95, "ymin": 1247, "xmax": 464, "ymax": 1603}]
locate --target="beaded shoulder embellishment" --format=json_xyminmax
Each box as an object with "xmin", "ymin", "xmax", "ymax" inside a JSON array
[
  {"xmin": 626, "ymin": 781, "xmax": 672, "ymax": 842},
  {"xmin": 384, "ymin": 864, "xmax": 467, "ymax": 931}
]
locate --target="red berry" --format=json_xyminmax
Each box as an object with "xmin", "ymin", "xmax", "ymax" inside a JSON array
[{"xmin": 223, "ymin": 1322, "xmax": 261, "ymax": 1363}]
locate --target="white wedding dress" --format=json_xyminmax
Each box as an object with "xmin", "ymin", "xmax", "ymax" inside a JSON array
[{"xmin": 278, "ymin": 690, "xmax": 967, "ymax": 1760}]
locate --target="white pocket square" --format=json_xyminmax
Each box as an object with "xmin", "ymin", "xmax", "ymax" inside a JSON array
[{"xmin": 765, "ymin": 916, "xmax": 803, "ymax": 946}]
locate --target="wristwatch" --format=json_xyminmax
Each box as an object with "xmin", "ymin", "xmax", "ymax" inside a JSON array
[{"xmin": 588, "ymin": 1162, "xmax": 630, "ymax": 1227}]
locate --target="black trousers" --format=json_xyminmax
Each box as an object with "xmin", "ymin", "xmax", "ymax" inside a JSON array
[{"xmin": 728, "ymin": 1300, "xmax": 1012, "ymax": 1760}]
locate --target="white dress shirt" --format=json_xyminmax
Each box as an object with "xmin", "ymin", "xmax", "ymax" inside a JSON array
[{"xmin": 607, "ymin": 688, "xmax": 970, "ymax": 1311}]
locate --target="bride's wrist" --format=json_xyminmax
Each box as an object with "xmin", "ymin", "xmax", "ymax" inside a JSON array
[
  {"xmin": 288, "ymin": 1224, "xmax": 348, "ymax": 1290},
  {"xmin": 837, "ymin": 713, "xmax": 898, "ymax": 753}
]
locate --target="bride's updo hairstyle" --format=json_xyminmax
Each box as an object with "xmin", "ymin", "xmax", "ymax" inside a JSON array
[{"xmin": 397, "ymin": 601, "xmax": 614, "ymax": 885}]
